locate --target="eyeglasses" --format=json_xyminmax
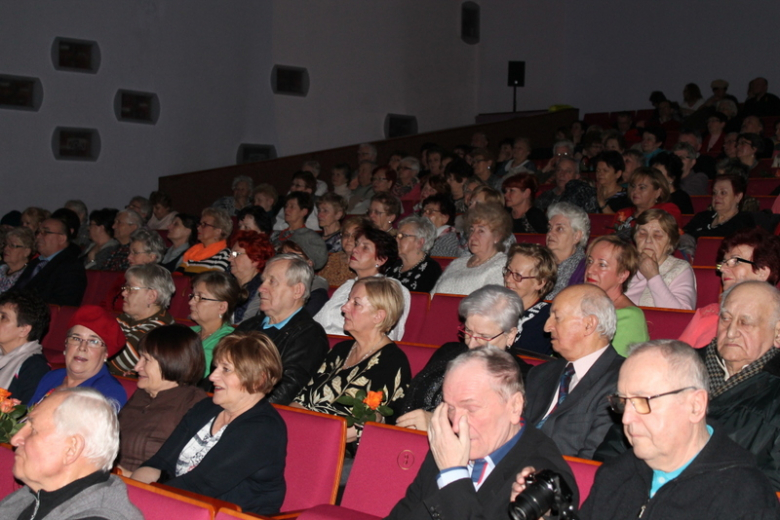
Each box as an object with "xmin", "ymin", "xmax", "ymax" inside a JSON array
[
  {"xmin": 396, "ymin": 233, "xmax": 418, "ymax": 240},
  {"xmin": 65, "ymin": 335, "xmax": 105, "ymax": 349},
  {"xmin": 189, "ymin": 293, "xmax": 223, "ymax": 303},
  {"xmin": 608, "ymin": 387, "xmax": 696, "ymax": 415},
  {"xmin": 341, "ymin": 232, "xmax": 357, "ymax": 240},
  {"xmin": 35, "ymin": 229, "xmax": 65, "ymax": 236},
  {"xmin": 121, "ymin": 285, "xmax": 150, "ymax": 292},
  {"xmin": 503, "ymin": 267, "xmax": 539, "ymax": 284},
  {"xmin": 229, "ymin": 250, "xmax": 246, "ymax": 258},
  {"xmin": 716, "ymin": 257, "xmax": 755, "ymax": 271},
  {"xmin": 197, "ymin": 222, "xmax": 217, "ymax": 229},
  {"xmin": 4, "ymin": 244, "xmax": 26, "ymax": 249},
  {"xmin": 457, "ymin": 326, "xmax": 506, "ymax": 343}
]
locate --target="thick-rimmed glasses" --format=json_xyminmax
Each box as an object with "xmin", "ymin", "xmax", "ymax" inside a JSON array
[
  {"xmin": 502, "ymin": 267, "xmax": 538, "ymax": 284},
  {"xmin": 608, "ymin": 387, "xmax": 696, "ymax": 415},
  {"xmin": 716, "ymin": 257, "xmax": 755, "ymax": 271},
  {"xmin": 65, "ymin": 335, "xmax": 105, "ymax": 349},
  {"xmin": 458, "ymin": 326, "xmax": 506, "ymax": 344}
]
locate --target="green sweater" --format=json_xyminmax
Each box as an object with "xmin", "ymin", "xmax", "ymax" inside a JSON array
[
  {"xmin": 613, "ymin": 306, "xmax": 650, "ymax": 357},
  {"xmin": 191, "ymin": 322, "xmax": 235, "ymax": 376}
]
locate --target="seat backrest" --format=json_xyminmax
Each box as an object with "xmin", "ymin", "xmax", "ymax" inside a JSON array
[
  {"xmin": 327, "ymin": 334, "xmax": 350, "ymax": 348},
  {"xmin": 563, "ymin": 456, "xmax": 601, "ymax": 507},
  {"xmin": 116, "ymin": 376, "xmax": 139, "ymax": 400},
  {"xmin": 396, "ymin": 342, "xmax": 437, "ymax": 377},
  {"xmin": 122, "ymin": 477, "xmax": 215, "ymax": 520},
  {"xmin": 641, "ymin": 307, "xmax": 696, "ymax": 341},
  {"xmin": 587, "ymin": 214, "xmax": 614, "ymax": 235},
  {"xmin": 690, "ymin": 196, "xmax": 712, "ymax": 214},
  {"xmin": 273, "ymin": 405, "xmax": 346, "ymax": 511},
  {"xmin": 756, "ymin": 195, "xmax": 775, "ymax": 211},
  {"xmin": 401, "ymin": 291, "xmax": 430, "ymax": 343},
  {"xmin": 418, "ymin": 293, "xmax": 463, "ymax": 345},
  {"xmin": 693, "ymin": 267, "xmax": 721, "ymax": 307},
  {"xmin": 746, "ymin": 178, "xmax": 780, "ymax": 196},
  {"xmin": 519, "ymin": 355, "xmax": 548, "ymax": 366},
  {"xmin": 168, "ymin": 274, "xmax": 193, "ymax": 320},
  {"xmin": 0, "ymin": 444, "xmax": 22, "ymax": 499},
  {"xmin": 41, "ymin": 305, "xmax": 78, "ymax": 365},
  {"xmin": 431, "ymin": 256, "xmax": 455, "ymax": 270},
  {"xmin": 513, "ymin": 233, "xmax": 547, "ymax": 246},
  {"xmin": 692, "ymin": 236, "xmax": 723, "ymax": 267},
  {"xmin": 341, "ymin": 423, "xmax": 430, "ymax": 517}
]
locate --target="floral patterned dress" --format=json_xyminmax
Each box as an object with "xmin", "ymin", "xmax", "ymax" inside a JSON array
[{"xmin": 294, "ymin": 340, "xmax": 411, "ymax": 423}]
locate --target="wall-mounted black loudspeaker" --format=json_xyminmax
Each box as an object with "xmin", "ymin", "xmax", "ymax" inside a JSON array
[{"xmin": 508, "ymin": 61, "xmax": 525, "ymax": 87}]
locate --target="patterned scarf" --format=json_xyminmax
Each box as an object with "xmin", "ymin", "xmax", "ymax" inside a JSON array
[{"xmin": 703, "ymin": 338, "xmax": 780, "ymax": 398}]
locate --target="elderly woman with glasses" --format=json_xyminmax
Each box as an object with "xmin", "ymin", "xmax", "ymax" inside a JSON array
[
  {"xmin": 229, "ymin": 230, "xmax": 275, "ymax": 324},
  {"xmin": 368, "ymin": 192, "xmax": 402, "ymax": 235},
  {"xmin": 189, "ymin": 271, "xmax": 244, "ymax": 376},
  {"xmin": 503, "ymin": 243, "xmax": 558, "ymax": 356},
  {"xmin": 29, "ymin": 305, "xmax": 127, "ymax": 406},
  {"xmin": 396, "ymin": 285, "xmax": 530, "ymax": 431},
  {"xmin": 680, "ymin": 227, "xmax": 780, "ymax": 349},
  {"xmin": 319, "ymin": 216, "xmax": 366, "ymax": 287},
  {"xmin": 392, "ymin": 157, "xmax": 422, "ymax": 201},
  {"xmin": 388, "ymin": 216, "xmax": 442, "ymax": 293},
  {"xmin": 110, "ymin": 264, "xmax": 177, "ymax": 374},
  {"xmin": 178, "ymin": 208, "xmax": 232, "ymax": 274},
  {"xmin": 162, "ymin": 213, "xmax": 198, "ymax": 272},
  {"xmin": 0, "ymin": 228, "xmax": 35, "ymax": 294},
  {"xmin": 545, "ymin": 202, "xmax": 590, "ymax": 300}
]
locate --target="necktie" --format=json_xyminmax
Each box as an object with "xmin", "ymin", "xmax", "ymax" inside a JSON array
[
  {"xmin": 537, "ymin": 363, "xmax": 576, "ymax": 428},
  {"xmin": 30, "ymin": 259, "xmax": 49, "ymax": 278},
  {"xmin": 471, "ymin": 458, "xmax": 487, "ymax": 486}
]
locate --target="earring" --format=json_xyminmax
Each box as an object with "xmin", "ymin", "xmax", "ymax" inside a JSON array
[{"xmin": 375, "ymin": 264, "xmax": 379, "ymax": 268}]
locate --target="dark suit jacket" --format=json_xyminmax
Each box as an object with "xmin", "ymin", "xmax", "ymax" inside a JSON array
[
  {"xmin": 12, "ymin": 243, "xmax": 86, "ymax": 307},
  {"xmin": 524, "ymin": 345, "xmax": 622, "ymax": 459},
  {"xmin": 384, "ymin": 426, "xmax": 577, "ymax": 520}
]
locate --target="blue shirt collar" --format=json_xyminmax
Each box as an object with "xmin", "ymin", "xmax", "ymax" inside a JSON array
[
  {"xmin": 650, "ymin": 425, "xmax": 714, "ymax": 498},
  {"xmin": 483, "ymin": 419, "xmax": 525, "ymax": 467},
  {"xmin": 262, "ymin": 307, "xmax": 302, "ymax": 330},
  {"xmin": 38, "ymin": 248, "xmax": 64, "ymax": 262}
]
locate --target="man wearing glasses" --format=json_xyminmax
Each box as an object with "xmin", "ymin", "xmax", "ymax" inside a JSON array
[
  {"xmin": 572, "ymin": 339, "xmax": 779, "ymax": 519},
  {"xmin": 13, "ymin": 208, "xmax": 86, "ymax": 307},
  {"xmin": 523, "ymin": 284, "xmax": 622, "ymax": 459}
]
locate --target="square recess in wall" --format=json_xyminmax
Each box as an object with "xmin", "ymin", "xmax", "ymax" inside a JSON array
[
  {"xmin": 385, "ymin": 114, "xmax": 418, "ymax": 139},
  {"xmin": 237, "ymin": 144, "xmax": 277, "ymax": 164},
  {"xmin": 271, "ymin": 65, "xmax": 309, "ymax": 97},
  {"xmin": 52, "ymin": 127, "xmax": 101, "ymax": 161},
  {"xmin": 461, "ymin": 2, "xmax": 480, "ymax": 45},
  {"xmin": 115, "ymin": 90, "xmax": 159, "ymax": 124},
  {"xmin": 0, "ymin": 74, "xmax": 43, "ymax": 111},
  {"xmin": 52, "ymin": 37, "xmax": 101, "ymax": 73}
]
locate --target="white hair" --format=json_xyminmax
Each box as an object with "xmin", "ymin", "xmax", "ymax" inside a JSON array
[
  {"xmin": 52, "ymin": 387, "xmax": 120, "ymax": 471},
  {"xmin": 398, "ymin": 215, "xmax": 436, "ymax": 253},
  {"xmin": 232, "ymin": 175, "xmax": 254, "ymax": 191},
  {"xmin": 580, "ymin": 289, "xmax": 617, "ymax": 340},
  {"xmin": 547, "ymin": 202, "xmax": 590, "ymax": 249}
]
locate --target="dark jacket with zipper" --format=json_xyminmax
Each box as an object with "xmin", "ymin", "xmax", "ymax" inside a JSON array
[{"xmin": 580, "ymin": 426, "xmax": 779, "ymax": 520}]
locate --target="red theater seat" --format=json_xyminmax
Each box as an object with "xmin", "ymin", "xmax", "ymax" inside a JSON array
[
  {"xmin": 396, "ymin": 342, "xmax": 438, "ymax": 377},
  {"xmin": 693, "ymin": 267, "xmax": 721, "ymax": 307},
  {"xmin": 641, "ymin": 307, "xmax": 696, "ymax": 341},
  {"xmin": 431, "ymin": 256, "xmax": 455, "ymax": 270},
  {"xmin": 514, "ymin": 233, "xmax": 547, "ymax": 246},
  {"xmin": 693, "ymin": 237, "xmax": 723, "ymax": 267},
  {"xmin": 116, "ymin": 376, "xmax": 139, "ymax": 400},
  {"xmin": 0, "ymin": 443, "xmax": 21, "ymax": 499},
  {"xmin": 122, "ymin": 477, "xmax": 222, "ymax": 520},
  {"xmin": 83, "ymin": 270, "xmax": 125, "ymax": 306},
  {"xmin": 587, "ymin": 214, "xmax": 614, "ymax": 235},
  {"xmin": 563, "ymin": 456, "xmax": 601, "ymax": 507},
  {"xmin": 42, "ymin": 305, "xmax": 78, "ymax": 365},
  {"xmin": 168, "ymin": 274, "xmax": 193, "ymax": 320},
  {"xmin": 402, "ymin": 291, "xmax": 431, "ymax": 343},
  {"xmin": 418, "ymin": 293, "xmax": 463, "ymax": 345}
]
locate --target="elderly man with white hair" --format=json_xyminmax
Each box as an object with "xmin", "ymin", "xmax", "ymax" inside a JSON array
[
  {"xmin": 524, "ymin": 284, "xmax": 622, "ymax": 459},
  {"xmin": 564, "ymin": 339, "xmax": 779, "ymax": 519},
  {"xmin": 0, "ymin": 387, "xmax": 143, "ymax": 518}
]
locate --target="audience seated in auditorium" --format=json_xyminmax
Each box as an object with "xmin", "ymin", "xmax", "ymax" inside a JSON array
[
  {"xmin": 388, "ymin": 215, "xmax": 442, "ymax": 293},
  {"xmin": 295, "ymin": 277, "xmax": 411, "ymax": 437},
  {"xmin": 650, "ymin": 152, "xmax": 693, "ymax": 214},
  {"xmin": 13, "ymin": 209, "xmax": 87, "ymax": 307},
  {"xmin": 347, "ymin": 159, "xmax": 377, "ymax": 214},
  {"xmin": 391, "ymin": 156, "xmax": 422, "ymax": 201},
  {"xmin": 681, "ymin": 173, "xmax": 754, "ymax": 259},
  {"xmin": 188, "ymin": 271, "xmax": 242, "ymax": 376},
  {"xmin": 147, "ymin": 190, "xmax": 178, "ymax": 230},
  {"xmin": 627, "ymin": 209, "xmax": 696, "ymax": 310},
  {"xmin": 19, "ymin": 206, "xmax": 50, "ymax": 236},
  {"xmin": 29, "ymin": 305, "xmax": 127, "ymax": 407},
  {"xmin": 535, "ymin": 158, "xmax": 587, "ymax": 213},
  {"xmin": 82, "ymin": 208, "xmax": 119, "ymax": 270},
  {"xmin": 677, "ymin": 129, "xmax": 717, "ymax": 179},
  {"xmin": 538, "ymin": 140, "xmax": 575, "ymax": 182},
  {"xmin": 126, "ymin": 196, "xmax": 152, "ymax": 223},
  {"xmin": 161, "ymin": 213, "xmax": 197, "ymax": 272},
  {"xmin": 545, "ymin": 202, "xmax": 589, "ymax": 299},
  {"xmin": 117, "ymin": 325, "xmax": 207, "ymax": 473},
  {"xmin": 469, "ymin": 147, "xmax": 502, "ymax": 191},
  {"xmin": 736, "ymin": 132, "xmax": 771, "ymax": 177},
  {"xmin": 413, "ymin": 174, "xmax": 450, "ymax": 214},
  {"xmin": 621, "ymin": 149, "xmax": 644, "ymax": 184},
  {"xmin": 673, "ymin": 142, "xmax": 710, "ymax": 196},
  {"xmin": 301, "ymin": 159, "xmax": 328, "ymax": 196},
  {"xmin": 0, "ymin": 291, "xmax": 50, "ymax": 404},
  {"xmin": 594, "ymin": 151, "xmax": 630, "ymax": 214},
  {"xmin": 497, "ymin": 137, "xmax": 538, "ymax": 181},
  {"xmin": 0, "ymin": 227, "xmax": 35, "ymax": 294},
  {"xmin": 237, "ymin": 205, "xmax": 273, "ymax": 236},
  {"xmin": 111, "ymin": 264, "xmax": 176, "ymax": 374},
  {"xmin": 611, "ymin": 167, "xmax": 681, "ymax": 241},
  {"xmin": 279, "ymin": 233, "xmax": 329, "ymax": 317},
  {"xmin": 228, "ymin": 230, "xmax": 275, "ymax": 325},
  {"xmin": 742, "ymin": 76, "xmax": 780, "ymax": 117},
  {"xmin": 680, "ymin": 82, "xmax": 705, "ymax": 116},
  {"xmin": 569, "ymin": 339, "xmax": 780, "ymax": 520},
  {"xmin": 315, "ymin": 226, "xmax": 410, "ymax": 340},
  {"xmin": 212, "ymin": 175, "xmax": 253, "ymax": 217},
  {"xmin": 64, "ymin": 199, "xmax": 90, "ymax": 250},
  {"xmin": 371, "ymin": 165, "xmax": 396, "ymax": 199},
  {"xmin": 132, "ymin": 332, "xmax": 287, "ymax": 515},
  {"xmin": 388, "ymin": 346, "xmax": 576, "ymax": 520},
  {"xmin": 329, "ymin": 162, "xmax": 353, "ymax": 200},
  {"xmin": 317, "ymin": 192, "xmax": 346, "ymax": 253},
  {"xmin": 503, "ymin": 173, "xmax": 547, "ymax": 233},
  {"xmin": 679, "ymin": 227, "xmax": 780, "ymax": 349},
  {"xmin": 368, "ymin": 191, "xmax": 402, "ymax": 235},
  {"xmin": 423, "ymin": 194, "xmax": 460, "ymax": 257},
  {"xmin": 444, "ymin": 158, "xmax": 473, "ymax": 214},
  {"xmin": 426, "ymin": 146, "xmax": 446, "ymax": 179},
  {"xmin": 318, "ymin": 216, "xmax": 364, "ymax": 287},
  {"xmin": 526, "ymin": 284, "xmax": 622, "ymax": 458},
  {"xmin": 702, "ymin": 112, "xmax": 727, "ymax": 154},
  {"xmin": 740, "ymin": 116, "xmax": 774, "ymax": 159},
  {"xmin": 273, "ymin": 171, "xmax": 321, "ymax": 231},
  {"xmin": 252, "ymin": 183, "xmax": 279, "ymax": 213},
  {"xmin": 236, "ymin": 254, "xmax": 328, "ymax": 405},
  {"xmin": 585, "ymin": 235, "xmax": 649, "ymax": 356},
  {"xmin": 640, "ymin": 127, "xmax": 666, "ymax": 165},
  {"xmin": 397, "ymin": 286, "xmax": 529, "ymax": 431},
  {"xmin": 504, "ymin": 244, "xmax": 556, "ymax": 356},
  {"xmin": 272, "ymin": 191, "xmax": 315, "ymax": 247},
  {"xmin": 178, "ymin": 207, "xmax": 232, "ymax": 274},
  {"xmin": 431, "ymin": 203, "xmax": 511, "ymax": 296},
  {"xmin": 96, "ymin": 208, "xmax": 143, "ymax": 272},
  {"xmin": 4, "ymin": 388, "xmax": 144, "ymax": 519}
]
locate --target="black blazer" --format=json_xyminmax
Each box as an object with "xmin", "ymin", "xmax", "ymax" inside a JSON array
[
  {"xmin": 524, "ymin": 345, "xmax": 623, "ymax": 459},
  {"xmin": 12, "ymin": 243, "xmax": 87, "ymax": 307},
  {"xmin": 385, "ymin": 425, "xmax": 578, "ymax": 520}
]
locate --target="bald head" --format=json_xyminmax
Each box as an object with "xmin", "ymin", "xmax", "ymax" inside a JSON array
[{"xmin": 545, "ymin": 284, "xmax": 617, "ymax": 361}]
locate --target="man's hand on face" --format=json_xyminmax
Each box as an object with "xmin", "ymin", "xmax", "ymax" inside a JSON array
[{"xmin": 428, "ymin": 402, "xmax": 470, "ymax": 470}]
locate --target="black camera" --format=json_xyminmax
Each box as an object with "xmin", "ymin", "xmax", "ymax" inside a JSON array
[{"xmin": 508, "ymin": 469, "xmax": 579, "ymax": 520}]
